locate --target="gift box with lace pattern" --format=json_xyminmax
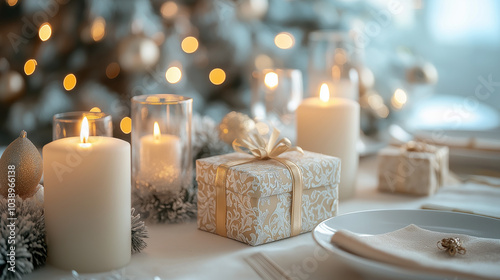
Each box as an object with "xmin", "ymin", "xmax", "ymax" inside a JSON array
[
  {"xmin": 378, "ymin": 142, "xmax": 449, "ymax": 196},
  {"xmin": 196, "ymin": 151, "xmax": 340, "ymax": 246}
]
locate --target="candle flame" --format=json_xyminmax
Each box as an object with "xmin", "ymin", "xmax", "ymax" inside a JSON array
[
  {"xmin": 319, "ymin": 83, "xmax": 330, "ymax": 103},
  {"xmin": 264, "ymin": 71, "xmax": 279, "ymax": 89},
  {"xmin": 81, "ymin": 116, "xmax": 89, "ymax": 144},
  {"xmin": 153, "ymin": 122, "xmax": 161, "ymax": 141}
]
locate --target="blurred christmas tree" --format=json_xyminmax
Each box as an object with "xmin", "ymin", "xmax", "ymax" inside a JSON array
[{"xmin": 0, "ymin": 0, "xmax": 397, "ymax": 146}]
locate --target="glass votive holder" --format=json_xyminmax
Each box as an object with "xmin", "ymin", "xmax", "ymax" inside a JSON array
[
  {"xmin": 53, "ymin": 111, "xmax": 113, "ymax": 140},
  {"xmin": 251, "ymin": 69, "xmax": 303, "ymax": 139},
  {"xmin": 308, "ymin": 30, "xmax": 359, "ymax": 100},
  {"xmin": 131, "ymin": 94, "xmax": 192, "ymax": 194}
]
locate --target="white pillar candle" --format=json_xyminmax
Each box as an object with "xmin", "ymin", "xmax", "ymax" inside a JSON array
[
  {"xmin": 139, "ymin": 122, "xmax": 181, "ymax": 192},
  {"xmin": 296, "ymin": 83, "xmax": 360, "ymax": 199},
  {"xmin": 43, "ymin": 117, "xmax": 131, "ymax": 272}
]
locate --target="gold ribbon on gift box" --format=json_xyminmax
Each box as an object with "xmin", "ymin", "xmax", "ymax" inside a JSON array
[{"xmin": 214, "ymin": 128, "xmax": 304, "ymax": 238}]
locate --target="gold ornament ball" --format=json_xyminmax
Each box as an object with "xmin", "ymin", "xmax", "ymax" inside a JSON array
[
  {"xmin": 0, "ymin": 130, "xmax": 43, "ymax": 198},
  {"xmin": 219, "ymin": 111, "xmax": 256, "ymax": 144}
]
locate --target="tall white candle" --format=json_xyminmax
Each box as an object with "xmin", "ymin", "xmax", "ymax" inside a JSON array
[
  {"xmin": 43, "ymin": 117, "xmax": 131, "ymax": 272},
  {"xmin": 139, "ymin": 121, "xmax": 181, "ymax": 192},
  {"xmin": 296, "ymin": 83, "xmax": 359, "ymax": 199}
]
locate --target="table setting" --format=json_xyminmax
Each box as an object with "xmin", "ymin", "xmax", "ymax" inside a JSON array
[{"xmin": 1, "ymin": 1, "xmax": 500, "ymax": 279}]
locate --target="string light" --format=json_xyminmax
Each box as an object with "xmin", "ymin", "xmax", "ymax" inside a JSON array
[
  {"xmin": 90, "ymin": 107, "xmax": 101, "ymax": 113},
  {"xmin": 181, "ymin": 36, "xmax": 199, "ymax": 54},
  {"xmin": 24, "ymin": 59, "xmax": 37, "ymax": 75},
  {"xmin": 106, "ymin": 62, "xmax": 120, "ymax": 79},
  {"xmin": 63, "ymin": 74, "xmax": 77, "ymax": 91},
  {"xmin": 39, "ymin": 23, "xmax": 52, "ymax": 41},
  {"xmin": 91, "ymin": 17, "xmax": 106, "ymax": 42},
  {"xmin": 274, "ymin": 32, "xmax": 294, "ymax": 49},
  {"xmin": 120, "ymin": 117, "xmax": 132, "ymax": 134},
  {"xmin": 165, "ymin": 66, "xmax": 182, "ymax": 84},
  {"xmin": 161, "ymin": 1, "xmax": 178, "ymax": 19},
  {"xmin": 209, "ymin": 68, "xmax": 226, "ymax": 85}
]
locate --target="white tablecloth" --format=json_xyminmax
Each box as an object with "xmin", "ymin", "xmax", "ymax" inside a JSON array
[{"xmin": 26, "ymin": 156, "xmax": 431, "ymax": 280}]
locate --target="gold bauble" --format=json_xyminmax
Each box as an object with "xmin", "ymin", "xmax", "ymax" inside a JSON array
[
  {"xmin": 219, "ymin": 112, "xmax": 256, "ymax": 145},
  {"xmin": 0, "ymin": 131, "xmax": 43, "ymax": 198}
]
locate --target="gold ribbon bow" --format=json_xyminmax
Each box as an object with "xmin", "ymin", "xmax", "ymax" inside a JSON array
[{"xmin": 214, "ymin": 128, "xmax": 304, "ymax": 238}]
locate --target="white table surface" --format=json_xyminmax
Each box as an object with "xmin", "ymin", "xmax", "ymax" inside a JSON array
[{"xmin": 26, "ymin": 156, "xmax": 432, "ymax": 280}]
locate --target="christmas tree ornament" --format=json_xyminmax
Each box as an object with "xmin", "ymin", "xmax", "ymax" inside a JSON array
[
  {"xmin": 236, "ymin": 0, "xmax": 269, "ymax": 21},
  {"xmin": 192, "ymin": 115, "xmax": 231, "ymax": 161},
  {"xmin": 0, "ymin": 70, "xmax": 25, "ymax": 103},
  {"xmin": 218, "ymin": 111, "xmax": 256, "ymax": 145},
  {"xmin": 0, "ymin": 131, "xmax": 42, "ymax": 199},
  {"xmin": 118, "ymin": 35, "xmax": 160, "ymax": 72},
  {"xmin": 406, "ymin": 62, "xmax": 438, "ymax": 84}
]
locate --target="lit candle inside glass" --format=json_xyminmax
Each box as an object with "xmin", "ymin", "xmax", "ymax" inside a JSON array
[{"xmin": 139, "ymin": 121, "xmax": 182, "ymax": 192}]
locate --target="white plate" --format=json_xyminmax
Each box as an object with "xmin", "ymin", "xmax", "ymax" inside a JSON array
[{"xmin": 313, "ymin": 209, "xmax": 500, "ymax": 280}]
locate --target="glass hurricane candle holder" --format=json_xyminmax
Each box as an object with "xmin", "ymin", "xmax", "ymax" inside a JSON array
[
  {"xmin": 251, "ymin": 69, "xmax": 303, "ymax": 141},
  {"xmin": 308, "ymin": 30, "xmax": 359, "ymax": 100},
  {"xmin": 131, "ymin": 94, "xmax": 192, "ymax": 194},
  {"xmin": 53, "ymin": 111, "xmax": 113, "ymax": 140}
]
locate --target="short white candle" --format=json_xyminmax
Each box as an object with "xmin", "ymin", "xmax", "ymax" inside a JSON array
[
  {"xmin": 43, "ymin": 117, "xmax": 131, "ymax": 272},
  {"xmin": 139, "ymin": 122, "xmax": 181, "ymax": 192},
  {"xmin": 296, "ymin": 83, "xmax": 360, "ymax": 199}
]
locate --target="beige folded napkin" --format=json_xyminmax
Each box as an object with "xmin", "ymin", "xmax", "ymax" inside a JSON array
[
  {"xmin": 422, "ymin": 183, "xmax": 500, "ymax": 219},
  {"xmin": 331, "ymin": 224, "xmax": 500, "ymax": 280}
]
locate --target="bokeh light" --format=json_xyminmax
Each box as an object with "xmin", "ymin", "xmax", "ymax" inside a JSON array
[
  {"xmin": 120, "ymin": 117, "xmax": 132, "ymax": 134},
  {"xmin": 91, "ymin": 17, "xmax": 106, "ymax": 42},
  {"xmin": 39, "ymin": 23, "xmax": 52, "ymax": 41},
  {"xmin": 24, "ymin": 59, "xmax": 37, "ymax": 75},
  {"xmin": 63, "ymin": 74, "xmax": 77, "ymax": 91},
  {"xmin": 161, "ymin": 1, "xmax": 178, "ymax": 19},
  {"xmin": 6, "ymin": 0, "xmax": 18, "ymax": 6},
  {"xmin": 181, "ymin": 36, "xmax": 199, "ymax": 54},
  {"xmin": 274, "ymin": 32, "xmax": 294, "ymax": 49},
  {"xmin": 90, "ymin": 107, "xmax": 101, "ymax": 113},
  {"xmin": 209, "ymin": 68, "xmax": 226, "ymax": 85},
  {"xmin": 106, "ymin": 62, "xmax": 120, "ymax": 79},
  {"xmin": 264, "ymin": 72, "xmax": 278, "ymax": 89},
  {"xmin": 391, "ymin": 88, "xmax": 408, "ymax": 109},
  {"xmin": 165, "ymin": 66, "xmax": 182, "ymax": 84},
  {"xmin": 255, "ymin": 54, "xmax": 273, "ymax": 70}
]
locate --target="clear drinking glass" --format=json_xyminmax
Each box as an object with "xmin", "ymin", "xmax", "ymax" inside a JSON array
[
  {"xmin": 52, "ymin": 111, "xmax": 113, "ymax": 140},
  {"xmin": 131, "ymin": 94, "xmax": 192, "ymax": 194},
  {"xmin": 308, "ymin": 30, "xmax": 359, "ymax": 100}
]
